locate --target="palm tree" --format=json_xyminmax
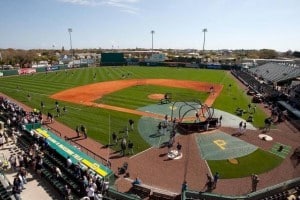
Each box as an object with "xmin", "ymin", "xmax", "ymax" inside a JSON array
[
  {"xmin": 202, "ymin": 28, "xmax": 207, "ymax": 51},
  {"xmin": 150, "ymin": 30, "xmax": 155, "ymax": 52}
]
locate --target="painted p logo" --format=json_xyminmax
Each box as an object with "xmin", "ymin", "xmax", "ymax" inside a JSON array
[{"xmin": 213, "ymin": 139, "xmax": 226, "ymax": 150}]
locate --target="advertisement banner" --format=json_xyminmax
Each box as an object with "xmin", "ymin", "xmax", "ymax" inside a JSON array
[
  {"xmin": 18, "ymin": 68, "xmax": 36, "ymax": 75},
  {"xmin": 46, "ymin": 65, "xmax": 60, "ymax": 71}
]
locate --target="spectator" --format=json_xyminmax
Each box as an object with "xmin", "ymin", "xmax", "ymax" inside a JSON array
[
  {"xmin": 86, "ymin": 184, "xmax": 95, "ymax": 200},
  {"xmin": 63, "ymin": 185, "xmax": 72, "ymax": 200},
  {"xmin": 12, "ymin": 185, "xmax": 21, "ymax": 200},
  {"xmin": 66, "ymin": 156, "xmax": 72, "ymax": 168},
  {"xmin": 9, "ymin": 154, "xmax": 17, "ymax": 171},
  {"xmin": 0, "ymin": 134, "xmax": 4, "ymax": 149},
  {"xmin": 55, "ymin": 166, "xmax": 63, "ymax": 179}
]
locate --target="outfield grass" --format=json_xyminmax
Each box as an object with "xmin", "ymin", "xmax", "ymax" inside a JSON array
[
  {"xmin": 0, "ymin": 66, "xmax": 268, "ymax": 153},
  {"xmin": 207, "ymin": 149, "xmax": 283, "ymax": 179}
]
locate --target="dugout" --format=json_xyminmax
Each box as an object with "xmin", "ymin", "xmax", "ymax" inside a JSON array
[{"xmin": 101, "ymin": 53, "xmax": 127, "ymax": 66}]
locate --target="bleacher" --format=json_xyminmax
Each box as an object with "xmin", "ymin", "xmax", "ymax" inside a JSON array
[
  {"xmin": 0, "ymin": 174, "xmax": 13, "ymax": 200},
  {"xmin": 232, "ymin": 69, "xmax": 275, "ymax": 95},
  {"xmin": 15, "ymin": 127, "xmax": 82, "ymax": 198},
  {"xmin": 248, "ymin": 63, "xmax": 300, "ymax": 84}
]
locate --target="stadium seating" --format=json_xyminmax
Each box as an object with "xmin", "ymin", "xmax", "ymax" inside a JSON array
[
  {"xmin": 0, "ymin": 179, "xmax": 12, "ymax": 200},
  {"xmin": 150, "ymin": 191, "xmax": 176, "ymax": 200},
  {"xmin": 248, "ymin": 63, "xmax": 300, "ymax": 84},
  {"xmin": 130, "ymin": 185, "xmax": 151, "ymax": 199}
]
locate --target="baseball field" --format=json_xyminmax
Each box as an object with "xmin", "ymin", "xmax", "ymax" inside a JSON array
[{"xmin": 0, "ymin": 66, "xmax": 267, "ymax": 154}]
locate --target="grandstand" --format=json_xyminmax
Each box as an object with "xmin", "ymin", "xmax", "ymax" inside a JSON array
[
  {"xmin": 248, "ymin": 63, "xmax": 300, "ymax": 84},
  {"xmin": 232, "ymin": 62, "xmax": 300, "ymax": 130}
]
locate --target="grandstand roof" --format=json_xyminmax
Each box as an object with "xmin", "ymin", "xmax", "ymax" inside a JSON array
[{"xmin": 248, "ymin": 62, "xmax": 300, "ymax": 83}]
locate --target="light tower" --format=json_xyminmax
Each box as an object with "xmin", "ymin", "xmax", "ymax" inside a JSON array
[
  {"xmin": 202, "ymin": 28, "xmax": 207, "ymax": 51},
  {"xmin": 150, "ymin": 30, "xmax": 155, "ymax": 53},
  {"xmin": 68, "ymin": 28, "xmax": 73, "ymax": 58}
]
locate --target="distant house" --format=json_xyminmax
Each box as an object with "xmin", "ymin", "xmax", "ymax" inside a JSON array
[{"xmin": 31, "ymin": 61, "xmax": 50, "ymax": 68}]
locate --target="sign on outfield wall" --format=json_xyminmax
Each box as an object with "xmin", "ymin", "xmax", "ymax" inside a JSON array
[
  {"xmin": 18, "ymin": 68, "xmax": 36, "ymax": 75},
  {"xmin": 0, "ymin": 72, "xmax": 3, "ymax": 77},
  {"xmin": 46, "ymin": 66, "xmax": 59, "ymax": 71}
]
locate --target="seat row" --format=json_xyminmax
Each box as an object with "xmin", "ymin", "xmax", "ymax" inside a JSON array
[{"xmin": 17, "ymin": 131, "xmax": 82, "ymax": 199}]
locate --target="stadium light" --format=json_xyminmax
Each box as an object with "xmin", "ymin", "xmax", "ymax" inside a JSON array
[
  {"xmin": 151, "ymin": 30, "xmax": 155, "ymax": 53},
  {"xmin": 68, "ymin": 28, "xmax": 73, "ymax": 58},
  {"xmin": 202, "ymin": 28, "xmax": 207, "ymax": 51}
]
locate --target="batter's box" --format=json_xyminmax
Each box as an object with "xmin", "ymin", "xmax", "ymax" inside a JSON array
[{"xmin": 196, "ymin": 132, "xmax": 258, "ymax": 160}]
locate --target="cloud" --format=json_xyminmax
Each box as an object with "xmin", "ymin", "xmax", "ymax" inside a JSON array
[{"xmin": 58, "ymin": 0, "xmax": 140, "ymax": 14}]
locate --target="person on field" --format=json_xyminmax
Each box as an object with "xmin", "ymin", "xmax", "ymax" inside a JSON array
[
  {"xmin": 75, "ymin": 126, "xmax": 80, "ymax": 137},
  {"xmin": 111, "ymin": 132, "xmax": 118, "ymax": 146},
  {"xmin": 129, "ymin": 119, "xmax": 134, "ymax": 131},
  {"xmin": 127, "ymin": 140, "xmax": 134, "ymax": 155},
  {"xmin": 80, "ymin": 125, "xmax": 87, "ymax": 138}
]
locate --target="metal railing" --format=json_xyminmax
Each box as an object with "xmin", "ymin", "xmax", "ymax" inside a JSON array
[{"xmin": 44, "ymin": 125, "xmax": 110, "ymax": 168}]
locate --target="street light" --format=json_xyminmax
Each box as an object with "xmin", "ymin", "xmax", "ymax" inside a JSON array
[
  {"xmin": 202, "ymin": 28, "xmax": 207, "ymax": 51},
  {"xmin": 68, "ymin": 28, "xmax": 73, "ymax": 58},
  {"xmin": 150, "ymin": 30, "xmax": 155, "ymax": 53}
]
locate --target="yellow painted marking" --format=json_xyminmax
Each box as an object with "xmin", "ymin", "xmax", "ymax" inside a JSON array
[
  {"xmin": 36, "ymin": 128, "xmax": 50, "ymax": 138},
  {"xmin": 213, "ymin": 139, "xmax": 226, "ymax": 150},
  {"xmin": 81, "ymin": 159, "xmax": 107, "ymax": 177}
]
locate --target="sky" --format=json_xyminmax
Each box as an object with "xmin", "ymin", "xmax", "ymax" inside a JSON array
[{"xmin": 0, "ymin": 0, "xmax": 299, "ymax": 51}]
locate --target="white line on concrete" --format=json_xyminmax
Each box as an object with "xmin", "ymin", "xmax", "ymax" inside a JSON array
[{"xmin": 129, "ymin": 147, "xmax": 153, "ymax": 159}]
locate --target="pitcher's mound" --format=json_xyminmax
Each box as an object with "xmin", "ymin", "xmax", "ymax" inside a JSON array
[{"xmin": 148, "ymin": 94, "xmax": 165, "ymax": 100}]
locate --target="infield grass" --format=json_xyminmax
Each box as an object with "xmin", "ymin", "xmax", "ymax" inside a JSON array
[
  {"xmin": 0, "ymin": 66, "xmax": 268, "ymax": 153},
  {"xmin": 96, "ymin": 85, "xmax": 209, "ymax": 109}
]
